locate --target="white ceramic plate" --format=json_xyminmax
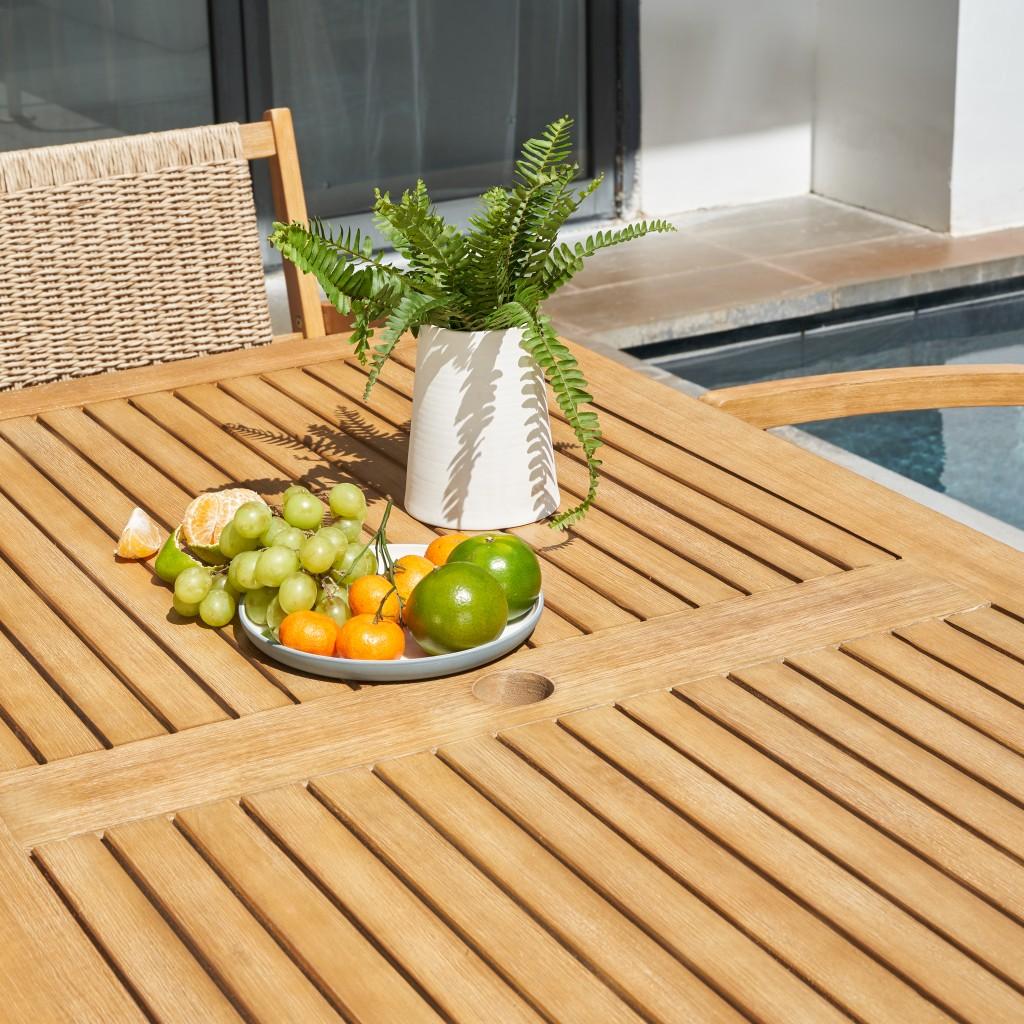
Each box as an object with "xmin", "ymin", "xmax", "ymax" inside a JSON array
[{"xmin": 238, "ymin": 543, "xmax": 543, "ymax": 682}]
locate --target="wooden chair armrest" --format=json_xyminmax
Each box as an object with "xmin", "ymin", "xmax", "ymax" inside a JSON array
[{"xmin": 699, "ymin": 364, "xmax": 1024, "ymax": 428}]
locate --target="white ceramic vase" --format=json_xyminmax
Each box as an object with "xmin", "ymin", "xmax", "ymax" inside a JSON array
[{"xmin": 404, "ymin": 325, "xmax": 560, "ymax": 529}]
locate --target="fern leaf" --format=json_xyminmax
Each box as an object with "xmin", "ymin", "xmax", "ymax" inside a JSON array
[
  {"xmin": 537, "ymin": 218, "xmax": 676, "ymax": 298},
  {"xmin": 493, "ymin": 306, "xmax": 602, "ymax": 528},
  {"xmin": 364, "ymin": 291, "xmax": 444, "ymax": 399},
  {"xmin": 268, "ymin": 221, "xmax": 409, "ymax": 312}
]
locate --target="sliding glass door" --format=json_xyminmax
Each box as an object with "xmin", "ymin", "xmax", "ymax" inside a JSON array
[{"xmin": 1, "ymin": 0, "xmax": 634, "ymax": 227}]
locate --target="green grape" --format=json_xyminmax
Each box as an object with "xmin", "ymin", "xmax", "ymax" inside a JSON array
[
  {"xmin": 329, "ymin": 482, "xmax": 367, "ymax": 520},
  {"xmin": 277, "ymin": 526, "xmax": 305, "ymax": 550},
  {"xmin": 282, "ymin": 484, "xmax": 310, "ymax": 502},
  {"xmin": 199, "ymin": 589, "xmax": 236, "ymax": 628},
  {"xmin": 284, "ymin": 492, "xmax": 325, "ymax": 530},
  {"xmin": 299, "ymin": 534, "xmax": 336, "ymax": 574},
  {"xmin": 316, "ymin": 593, "xmax": 351, "ymax": 629},
  {"xmin": 331, "ymin": 542, "xmax": 377, "ymax": 584},
  {"xmin": 255, "ymin": 546, "xmax": 300, "ymax": 588},
  {"xmin": 278, "ymin": 571, "xmax": 318, "ymax": 614},
  {"xmin": 218, "ymin": 520, "xmax": 257, "ymax": 558},
  {"xmin": 172, "ymin": 594, "xmax": 200, "ymax": 618},
  {"xmin": 332, "ymin": 517, "xmax": 363, "ymax": 543},
  {"xmin": 234, "ymin": 500, "xmax": 272, "ymax": 540},
  {"xmin": 259, "ymin": 516, "xmax": 287, "ymax": 547},
  {"xmin": 228, "ymin": 550, "xmax": 261, "ymax": 592},
  {"xmin": 266, "ymin": 595, "xmax": 286, "ymax": 631},
  {"xmin": 209, "ymin": 574, "xmax": 240, "ymax": 600},
  {"xmin": 175, "ymin": 566, "xmax": 212, "ymax": 604},
  {"xmin": 316, "ymin": 526, "xmax": 346, "ymax": 554},
  {"xmin": 242, "ymin": 587, "xmax": 275, "ymax": 625}
]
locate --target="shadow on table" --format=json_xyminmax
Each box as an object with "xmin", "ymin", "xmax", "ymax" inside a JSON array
[{"xmin": 221, "ymin": 406, "xmax": 410, "ymax": 505}]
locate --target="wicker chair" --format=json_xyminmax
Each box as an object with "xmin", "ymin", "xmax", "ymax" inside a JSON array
[{"xmin": 0, "ymin": 108, "xmax": 326, "ymax": 391}]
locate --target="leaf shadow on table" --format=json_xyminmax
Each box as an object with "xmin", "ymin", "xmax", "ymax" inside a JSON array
[{"xmin": 222, "ymin": 406, "xmax": 411, "ymax": 507}]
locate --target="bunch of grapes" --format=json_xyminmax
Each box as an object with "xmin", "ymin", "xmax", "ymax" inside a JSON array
[{"xmin": 172, "ymin": 483, "xmax": 375, "ymax": 633}]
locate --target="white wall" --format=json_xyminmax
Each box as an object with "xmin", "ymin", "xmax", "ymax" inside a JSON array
[
  {"xmin": 638, "ymin": 0, "xmax": 815, "ymax": 217},
  {"xmin": 812, "ymin": 0, "xmax": 959, "ymax": 232},
  {"xmin": 950, "ymin": 0, "xmax": 1024, "ymax": 235}
]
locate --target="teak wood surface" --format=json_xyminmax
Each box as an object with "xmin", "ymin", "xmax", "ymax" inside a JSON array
[{"xmin": 0, "ymin": 334, "xmax": 1022, "ymax": 1023}]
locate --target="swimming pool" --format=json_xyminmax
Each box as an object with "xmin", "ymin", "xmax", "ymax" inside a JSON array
[{"xmin": 650, "ymin": 288, "xmax": 1024, "ymax": 532}]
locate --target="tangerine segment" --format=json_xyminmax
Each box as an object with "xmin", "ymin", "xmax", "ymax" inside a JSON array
[
  {"xmin": 279, "ymin": 610, "xmax": 338, "ymax": 656},
  {"xmin": 116, "ymin": 507, "xmax": 163, "ymax": 559},
  {"xmin": 180, "ymin": 488, "xmax": 262, "ymax": 547},
  {"xmin": 336, "ymin": 614, "xmax": 405, "ymax": 660},
  {"xmin": 393, "ymin": 554, "xmax": 435, "ymax": 609},
  {"xmin": 348, "ymin": 574, "xmax": 401, "ymax": 621},
  {"xmin": 424, "ymin": 533, "xmax": 470, "ymax": 566}
]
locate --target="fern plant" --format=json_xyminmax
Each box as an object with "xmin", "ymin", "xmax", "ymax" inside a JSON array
[{"xmin": 269, "ymin": 116, "xmax": 674, "ymax": 528}]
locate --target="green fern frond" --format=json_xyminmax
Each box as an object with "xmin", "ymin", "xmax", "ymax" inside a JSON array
[
  {"xmin": 373, "ymin": 183, "xmax": 466, "ymax": 298},
  {"xmin": 364, "ymin": 291, "xmax": 445, "ymax": 399},
  {"xmin": 514, "ymin": 115, "xmax": 574, "ymax": 187},
  {"xmin": 520, "ymin": 313, "xmax": 602, "ymax": 529},
  {"xmin": 537, "ymin": 218, "xmax": 676, "ymax": 298},
  {"xmin": 268, "ymin": 220, "xmax": 408, "ymax": 312}
]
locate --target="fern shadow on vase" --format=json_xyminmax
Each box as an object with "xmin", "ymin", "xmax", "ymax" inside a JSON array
[
  {"xmin": 437, "ymin": 338, "xmax": 501, "ymax": 527},
  {"xmin": 520, "ymin": 352, "xmax": 560, "ymax": 521},
  {"xmin": 222, "ymin": 406, "xmax": 409, "ymax": 508}
]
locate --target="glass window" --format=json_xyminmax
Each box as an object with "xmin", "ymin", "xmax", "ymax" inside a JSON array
[
  {"xmin": 266, "ymin": 0, "xmax": 588, "ymax": 219},
  {"xmin": 0, "ymin": 0, "xmax": 214, "ymax": 153}
]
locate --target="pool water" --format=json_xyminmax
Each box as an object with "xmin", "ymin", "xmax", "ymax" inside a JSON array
[{"xmin": 653, "ymin": 290, "xmax": 1024, "ymax": 531}]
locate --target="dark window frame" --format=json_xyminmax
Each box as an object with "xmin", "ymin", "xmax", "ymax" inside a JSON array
[{"xmin": 207, "ymin": 0, "xmax": 639, "ymax": 223}]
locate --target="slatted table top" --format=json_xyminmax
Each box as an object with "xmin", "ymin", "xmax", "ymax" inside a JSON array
[{"xmin": 1, "ymin": 334, "xmax": 1023, "ymax": 1023}]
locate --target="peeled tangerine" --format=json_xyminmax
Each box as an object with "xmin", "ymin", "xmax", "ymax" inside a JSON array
[
  {"xmin": 116, "ymin": 507, "xmax": 163, "ymax": 559},
  {"xmin": 181, "ymin": 488, "xmax": 263, "ymax": 548}
]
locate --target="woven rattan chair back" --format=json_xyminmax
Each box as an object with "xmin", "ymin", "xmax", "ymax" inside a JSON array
[{"xmin": 0, "ymin": 108, "xmax": 323, "ymax": 391}]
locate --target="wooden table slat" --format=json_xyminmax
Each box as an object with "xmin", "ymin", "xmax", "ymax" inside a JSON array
[
  {"xmin": 312, "ymin": 768, "xmax": 644, "ymax": 1024},
  {"xmin": 487, "ymin": 723, "xmax": 945, "ymax": 1023},
  {"xmin": 592, "ymin": 403, "xmax": 893, "ymax": 568},
  {"xmin": 0, "ymin": 627, "xmax": 102, "ymax": 762},
  {"xmin": 0, "ymin": 435, "xmax": 297, "ymax": 717},
  {"xmin": 0, "ymin": 546, "xmax": 164, "ymax": 748},
  {"xmin": 779, "ymin": 648, "xmax": 1024, "ymax": 861},
  {"xmin": 36, "ymin": 834, "xmax": 245, "ymax": 1023},
  {"xmin": 376, "ymin": 749, "xmax": 745, "ymax": 1024},
  {"xmin": 560, "ymin": 705, "xmax": 1024, "ymax": 1024},
  {"xmin": 948, "ymin": 605, "xmax": 1024, "ymax": 661},
  {"xmin": 843, "ymin": 629, "xmax": 1024, "ymax": 756},
  {"xmin": 244, "ymin": 784, "xmax": 545, "ymax": 1024},
  {"xmin": 105, "ymin": 815, "xmax": 342, "ymax": 1022},
  {"xmin": 672, "ymin": 666, "xmax": 1024, "ymax": 917},
  {"xmin": 624, "ymin": 685, "xmax": 1024, "ymax": 990},
  {"xmin": 175, "ymin": 798, "xmax": 443, "ymax": 1023}
]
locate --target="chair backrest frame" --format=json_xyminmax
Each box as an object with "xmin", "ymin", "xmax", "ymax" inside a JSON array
[{"xmin": 240, "ymin": 108, "xmax": 326, "ymax": 339}]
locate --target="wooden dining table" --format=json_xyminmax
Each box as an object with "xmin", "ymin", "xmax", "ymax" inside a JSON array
[{"xmin": 0, "ymin": 333, "xmax": 1022, "ymax": 1023}]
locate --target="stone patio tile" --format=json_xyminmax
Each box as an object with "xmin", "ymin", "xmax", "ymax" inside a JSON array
[
  {"xmin": 678, "ymin": 194, "xmax": 833, "ymax": 231},
  {"xmin": 543, "ymin": 261, "xmax": 829, "ymax": 347},
  {"xmin": 691, "ymin": 207, "xmax": 918, "ymax": 259},
  {"xmin": 569, "ymin": 233, "xmax": 742, "ymax": 291},
  {"xmin": 771, "ymin": 228, "xmax": 1024, "ymax": 286}
]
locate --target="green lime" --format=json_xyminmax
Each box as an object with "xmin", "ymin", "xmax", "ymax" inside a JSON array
[
  {"xmin": 447, "ymin": 533, "xmax": 541, "ymax": 618},
  {"xmin": 154, "ymin": 526, "xmax": 202, "ymax": 583},
  {"xmin": 405, "ymin": 562, "xmax": 508, "ymax": 655}
]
